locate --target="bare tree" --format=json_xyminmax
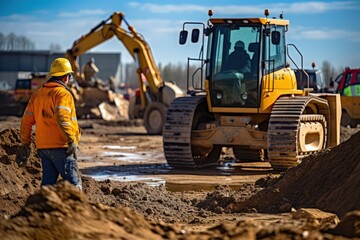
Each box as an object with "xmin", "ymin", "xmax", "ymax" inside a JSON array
[
  {"xmin": 321, "ymin": 60, "xmax": 337, "ymax": 86},
  {"xmin": 124, "ymin": 62, "xmax": 190, "ymax": 91},
  {"xmin": 49, "ymin": 43, "xmax": 62, "ymax": 52},
  {"xmin": 17, "ymin": 36, "xmax": 26, "ymax": 50},
  {"xmin": 159, "ymin": 62, "xmax": 188, "ymax": 90},
  {"xmin": 0, "ymin": 32, "xmax": 35, "ymax": 51},
  {"xmin": 124, "ymin": 62, "xmax": 138, "ymax": 88},
  {"xmin": 0, "ymin": 33, "xmax": 5, "ymax": 50},
  {"xmin": 336, "ymin": 66, "xmax": 344, "ymax": 78},
  {"xmin": 17, "ymin": 36, "xmax": 35, "ymax": 50},
  {"xmin": 6, "ymin": 33, "xmax": 16, "ymax": 50}
]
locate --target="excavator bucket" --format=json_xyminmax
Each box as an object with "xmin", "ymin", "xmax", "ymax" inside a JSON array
[{"xmin": 75, "ymin": 86, "xmax": 129, "ymax": 120}]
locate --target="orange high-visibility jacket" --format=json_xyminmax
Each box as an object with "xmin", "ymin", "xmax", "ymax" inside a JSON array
[{"xmin": 20, "ymin": 81, "xmax": 81, "ymax": 149}]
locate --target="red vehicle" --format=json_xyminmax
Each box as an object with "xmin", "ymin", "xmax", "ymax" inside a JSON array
[{"xmin": 334, "ymin": 68, "xmax": 360, "ymax": 127}]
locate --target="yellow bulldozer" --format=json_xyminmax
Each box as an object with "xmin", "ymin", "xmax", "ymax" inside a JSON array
[{"xmin": 163, "ymin": 10, "xmax": 341, "ymax": 170}]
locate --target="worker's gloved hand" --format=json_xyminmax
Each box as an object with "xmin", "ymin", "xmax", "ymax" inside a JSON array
[
  {"xmin": 16, "ymin": 145, "xmax": 30, "ymax": 168},
  {"xmin": 66, "ymin": 142, "xmax": 77, "ymax": 156}
]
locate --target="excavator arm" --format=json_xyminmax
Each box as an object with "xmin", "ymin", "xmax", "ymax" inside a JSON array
[
  {"xmin": 65, "ymin": 11, "xmax": 184, "ymax": 135},
  {"xmin": 65, "ymin": 12, "xmax": 163, "ymax": 108}
]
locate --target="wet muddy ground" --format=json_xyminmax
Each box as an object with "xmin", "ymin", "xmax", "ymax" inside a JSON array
[
  {"xmin": 0, "ymin": 116, "xmax": 357, "ymax": 190},
  {"xmin": 1, "ymin": 116, "xmax": 360, "ymax": 239},
  {"xmin": 69, "ymin": 118, "xmax": 277, "ymax": 190}
]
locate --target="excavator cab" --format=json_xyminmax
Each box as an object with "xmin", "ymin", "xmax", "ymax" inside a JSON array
[{"xmin": 163, "ymin": 10, "xmax": 341, "ymax": 171}]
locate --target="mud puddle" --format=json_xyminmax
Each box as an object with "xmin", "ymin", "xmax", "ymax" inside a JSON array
[{"xmin": 79, "ymin": 145, "xmax": 276, "ymax": 192}]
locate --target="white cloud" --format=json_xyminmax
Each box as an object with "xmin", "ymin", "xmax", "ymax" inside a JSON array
[
  {"xmin": 0, "ymin": 14, "xmax": 36, "ymax": 21},
  {"xmin": 1, "ymin": 2, "xmax": 358, "ymax": 66},
  {"xmin": 32, "ymin": 10, "xmax": 51, "ymax": 15},
  {"xmin": 129, "ymin": 2, "xmax": 205, "ymax": 13},
  {"xmin": 270, "ymin": 1, "xmax": 357, "ymax": 14},
  {"xmin": 131, "ymin": 19, "xmax": 180, "ymax": 35},
  {"xmin": 0, "ymin": 14, "xmax": 103, "ymax": 50},
  {"xmin": 128, "ymin": 1, "xmax": 358, "ymax": 15},
  {"xmin": 58, "ymin": 9, "xmax": 107, "ymax": 17},
  {"xmin": 291, "ymin": 28, "xmax": 360, "ymax": 41}
]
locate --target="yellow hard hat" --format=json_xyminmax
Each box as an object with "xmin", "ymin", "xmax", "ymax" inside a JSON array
[{"xmin": 49, "ymin": 58, "xmax": 74, "ymax": 77}]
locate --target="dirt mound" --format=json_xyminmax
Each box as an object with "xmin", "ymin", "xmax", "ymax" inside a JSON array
[
  {"xmin": 340, "ymin": 126, "xmax": 360, "ymax": 142},
  {"xmin": 1, "ymin": 124, "xmax": 360, "ymax": 238},
  {"xmin": 0, "ymin": 128, "xmax": 42, "ymax": 216},
  {"xmin": 0, "ymin": 181, "xmax": 177, "ymax": 240},
  {"xmin": 197, "ymin": 184, "xmax": 262, "ymax": 214},
  {"xmin": 82, "ymin": 177, "xmax": 214, "ymax": 224},
  {"xmin": 329, "ymin": 211, "xmax": 360, "ymax": 238},
  {"xmin": 2, "ymin": 181, "xmax": 359, "ymax": 239},
  {"xmin": 228, "ymin": 131, "xmax": 360, "ymax": 218},
  {"xmin": 0, "ymin": 128, "xmax": 210, "ymax": 224}
]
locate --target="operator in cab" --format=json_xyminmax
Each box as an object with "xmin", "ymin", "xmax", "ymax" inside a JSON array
[
  {"xmin": 224, "ymin": 40, "xmax": 251, "ymax": 74},
  {"xmin": 82, "ymin": 57, "xmax": 99, "ymax": 87}
]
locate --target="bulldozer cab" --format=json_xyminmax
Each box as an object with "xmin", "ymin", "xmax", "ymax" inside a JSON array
[
  {"xmin": 181, "ymin": 14, "xmax": 293, "ymax": 111},
  {"xmin": 207, "ymin": 22, "xmax": 263, "ymax": 108}
]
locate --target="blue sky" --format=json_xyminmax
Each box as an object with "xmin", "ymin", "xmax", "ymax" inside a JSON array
[{"xmin": 1, "ymin": 0, "xmax": 359, "ymax": 69}]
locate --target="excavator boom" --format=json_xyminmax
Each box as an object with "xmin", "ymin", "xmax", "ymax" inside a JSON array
[
  {"xmin": 66, "ymin": 12, "xmax": 164, "ymax": 98},
  {"xmin": 65, "ymin": 11, "xmax": 183, "ymax": 134}
]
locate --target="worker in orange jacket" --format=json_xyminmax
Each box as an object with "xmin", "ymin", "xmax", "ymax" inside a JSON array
[{"xmin": 19, "ymin": 58, "xmax": 82, "ymax": 190}]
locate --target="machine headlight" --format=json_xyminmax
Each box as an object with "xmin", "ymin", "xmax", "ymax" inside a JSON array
[{"xmin": 241, "ymin": 92, "xmax": 248, "ymax": 100}]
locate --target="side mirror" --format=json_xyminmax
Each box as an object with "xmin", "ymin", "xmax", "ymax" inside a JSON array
[
  {"xmin": 264, "ymin": 28, "xmax": 271, "ymax": 36},
  {"xmin": 179, "ymin": 30, "xmax": 188, "ymax": 45},
  {"xmin": 271, "ymin": 31, "xmax": 280, "ymax": 45},
  {"xmin": 191, "ymin": 29, "xmax": 200, "ymax": 43},
  {"xmin": 204, "ymin": 27, "xmax": 210, "ymax": 36}
]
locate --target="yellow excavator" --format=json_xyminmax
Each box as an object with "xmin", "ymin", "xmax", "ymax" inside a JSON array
[
  {"xmin": 65, "ymin": 12, "xmax": 184, "ymax": 134},
  {"xmin": 163, "ymin": 10, "xmax": 341, "ymax": 170}
]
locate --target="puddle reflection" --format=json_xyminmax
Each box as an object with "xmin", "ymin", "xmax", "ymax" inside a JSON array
[
  {"xmin": 102, "ymin": 145, "xmax": 137, "ymax": 150},
  {"xmin": 96, "ymin": 151, "xmax": 163, "ymax": 163},
  {"xmin": 85, "ymin": 173, "xmax": 165, "ymax": 187}
]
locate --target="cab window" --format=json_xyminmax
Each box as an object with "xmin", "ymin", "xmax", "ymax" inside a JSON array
[{"xmin": 264, "ymin": 25, "xmax": 286, "ymax": 73}]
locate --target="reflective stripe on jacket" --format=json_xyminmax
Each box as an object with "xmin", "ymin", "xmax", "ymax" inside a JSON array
[{"xmin": 20, "ymin": 81, "xmax": 81, "ymax": 149}]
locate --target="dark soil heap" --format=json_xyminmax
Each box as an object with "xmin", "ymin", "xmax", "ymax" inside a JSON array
[
  {"xmin": 1, "ymin": 181, "xmax": 359, "ymax": 239},
  {"xmin": 82, "ymin": 177, "xmax": 215, "ymax": 224},
  {"xmin": 0, "ymin": 181, "xmax": 178, "ymax": 240},
  {"xmin": 0, "ymin": 128, "xmax": 41, "ymax": 216},
  {"xmin": 0, "ymin": 128, "xmax": 213, "ymax": 224},
  {"xmin": 1, "ymin": 125, "xmax": 360, "ymax": 239},
  {"xmin": 228, "ymin": 131, "xmax": 360, "ymax": 218}
]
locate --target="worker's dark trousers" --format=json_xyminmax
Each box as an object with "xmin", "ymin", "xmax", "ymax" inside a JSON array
[{"xmin": 38, "ymin": 148, "xmax": 82, "ymax": 191}]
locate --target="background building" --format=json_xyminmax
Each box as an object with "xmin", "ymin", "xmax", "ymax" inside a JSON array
[{"xmin": 0, "ymin": 51, "xmax": 122, "ymax": 89}]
